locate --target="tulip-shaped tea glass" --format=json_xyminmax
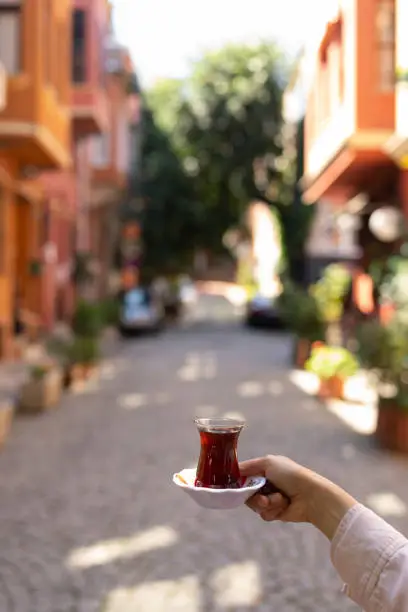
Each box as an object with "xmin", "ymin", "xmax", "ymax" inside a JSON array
[{"xmin": 194, "ymin": 417, "xmax": 245, "ymax": 489}]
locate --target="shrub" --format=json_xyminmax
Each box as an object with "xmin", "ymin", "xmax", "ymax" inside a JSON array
[
  {"xmin": 305, "ymin": 345, "xmax": 359, "ymax": 381},
  {"xmin": 278, "ymin": 282, "xmax": 325, "ymax": 342},
  {"xmin": 72, "ymin": 300, "xmax": 103, "ymax": 338}
]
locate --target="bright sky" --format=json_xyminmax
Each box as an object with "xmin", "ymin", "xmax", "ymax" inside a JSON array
[{"xmin": 112, "ymin": 0, "xmax": 335, "ymax": 87}]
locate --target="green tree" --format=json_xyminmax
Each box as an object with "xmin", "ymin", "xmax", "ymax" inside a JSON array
[
  {"xmin": 138, "ymin": 106, "xmax": 203, "ymax": 273},
  {"xmin": 175, "ymin": 43, "xmax": 288, "ymax": 252}
]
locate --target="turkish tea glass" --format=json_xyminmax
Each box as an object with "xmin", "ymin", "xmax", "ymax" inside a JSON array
[{"xmin": 194, "ymin": 417, "xmax": 246, "ymax": 489}]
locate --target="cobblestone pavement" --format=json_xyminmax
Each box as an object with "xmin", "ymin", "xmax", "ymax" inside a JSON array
[{"xmin": 0, "ymin": 315, "xmax": 408, "ymax": 611}]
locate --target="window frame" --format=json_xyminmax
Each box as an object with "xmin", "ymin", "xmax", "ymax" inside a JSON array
[
  {"xmin": 72, "ymin": 8, "xmax": 87, "ymax": 84},
  {"xmin": 0, "ymin": 3, "xmax": 22, "ymax": 75}
]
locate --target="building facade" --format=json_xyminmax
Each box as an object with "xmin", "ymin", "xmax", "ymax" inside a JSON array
[
  {"xmin": 0, "ymin": 0, "xmax": 133, "ymax": 357},
  {"xmin": 89, "ymin": 38, "xmax": 137, "ymax": 298},
  {"xmin": 0, "ymin": 0, "xmax": 72, "ymax": 358},
  {"xmin": 40, "ymin": 0, "xmax": 111, "ymax": 329},
  {"xmin": 302, "ymin": 0, "xmax": 408, "ymax": 249}
]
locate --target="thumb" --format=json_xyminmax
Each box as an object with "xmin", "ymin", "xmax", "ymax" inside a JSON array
[{"xmin": 239, "ymin": 457, "xmax": 269, "ymax": 477}]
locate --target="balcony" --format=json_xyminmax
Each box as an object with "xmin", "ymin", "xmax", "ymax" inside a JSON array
[
  {"xmin": 72, "ymin": 85, "xmax": 109, "ymax": 138},
  {"xmin": 0, "ymin": 0, "xmax": 72, "ymax": 171}
]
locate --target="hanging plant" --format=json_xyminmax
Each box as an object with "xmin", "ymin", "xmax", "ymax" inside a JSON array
[{"xmin": 29, "ymin": 259, "xmax": 43, "ymax": 277}]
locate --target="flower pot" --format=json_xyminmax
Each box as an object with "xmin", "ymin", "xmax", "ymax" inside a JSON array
[
  {"xmin": 376, "ymin": 401, "xmax": 408, "ymax": 453},
  {"xmin": 295, "ymin": 338, "xmax": 310, "ymax": 369},
  {"xmin": 83, "ymin": 363, "xmax": 99, "ymax": 380},
  {"xmin": 318, "ymin": 376, "xmax": 344, "ymax": 400},
  {"xmin": 0, "ymin": 400, "xmax": 14, "ymax": 448},
  {"xmin": 19, "ymin": 368, "xmax": 63, "ymax": 414}
]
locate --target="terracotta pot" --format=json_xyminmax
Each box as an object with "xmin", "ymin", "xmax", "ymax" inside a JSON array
[
  {"xmin": 318, "ymin": 376, "xmax": 344, "ymax": 400},
  {"xmin": 19, "ymin": 368, "xmax": 62, "ymax": 414},
  {"xmin": 295, "ymin": 338, "xmax": 310, "ymax": 369},
  {"xmin": 376, "ymin": 401, "xmax": 408, "ymax": 453}
]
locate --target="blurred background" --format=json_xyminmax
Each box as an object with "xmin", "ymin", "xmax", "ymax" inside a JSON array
[{"xmin": 0, "ymin": 0, "xmax": 407, "ymax": 610}]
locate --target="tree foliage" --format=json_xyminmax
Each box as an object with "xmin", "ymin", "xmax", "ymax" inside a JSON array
[{"xmin": 133, "ymin": 42, "xmax": 313, "ymax": 276}]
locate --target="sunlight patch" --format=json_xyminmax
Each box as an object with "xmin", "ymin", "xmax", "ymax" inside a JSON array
[
  {"xmin": 289, "ymin": 370, "xmax": 320, "ymax": 396},
  {"xmin": 223, "ymin": 411, "xmax": 245, "ymax": 421},
  {"xmin": 67, "ymin": 526, "xmax": 177, "ymax": 570},
  {"xmin": 237, "ymin": 381, "xmax": 264, "ymax": 398},
  {"xmin": 103, "ymin": 575, "xmax": 200, "ymax": 612},
  {"xmin": 326, "ymin": 399, "xmax": 377, "ymax": 435},
  {"xmin": 210, "ymin": 561, "xmax": 262, "ymax": 607},
  {"xmin": 366, "ymin": 492, "xmax": 407, "ymax": 518},
  {"xmin": 117, "ymin": 393, "xmax": 147, "ymax": 410}
]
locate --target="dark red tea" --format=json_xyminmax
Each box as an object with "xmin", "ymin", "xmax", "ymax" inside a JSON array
[{"xmin": 194, "ymin": 418, "xmax": 245, "ymax": 489}]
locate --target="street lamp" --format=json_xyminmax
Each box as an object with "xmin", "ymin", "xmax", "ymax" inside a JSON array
[{"xmin": 368, "ymin": 206, "xmax": 406, "ymax": 243}]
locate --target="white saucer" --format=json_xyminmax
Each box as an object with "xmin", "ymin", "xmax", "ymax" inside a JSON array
[{"xmin": 173, "ymin": 468, "xmax": 266, "ymax": 510}]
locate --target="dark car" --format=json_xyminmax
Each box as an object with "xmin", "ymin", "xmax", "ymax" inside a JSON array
[
  {"xmin": 118, "ymin": 287, "xmax": 165, "ymax": 336},
  {"xmin": 245, "ymin": 293, "xmax": 284, "ymax": 329}
]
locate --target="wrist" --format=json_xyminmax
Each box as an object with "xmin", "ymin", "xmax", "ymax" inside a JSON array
[{"xmin": 306, "ymin": 473, "xmax": 357, "ymax": 541}]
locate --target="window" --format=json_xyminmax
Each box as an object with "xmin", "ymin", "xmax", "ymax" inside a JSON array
[
  {"xmin": 0, "ymin": 3, "xmax": 21, "ymax": 74},
  {"xmin": 72, "ymin": 9, "xmax": 86, "ymax": 83},
  {"xmin": 376, "ymin": 0, "xmax": 395, "ymax": 91}
]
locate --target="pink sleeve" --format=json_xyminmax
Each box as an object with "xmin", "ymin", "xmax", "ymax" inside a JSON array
[{"xmin": 331, "ymin": 503, "xmax": 408, "ymax": 611}]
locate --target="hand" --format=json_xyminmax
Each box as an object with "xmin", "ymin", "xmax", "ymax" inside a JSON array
[
  {"xmin": 240, "ymin": 455, "xmax": 357, "ymax": 540},
  {"xmin": 240, "ymin": 455, "xmax": 314, "ymax": 523}
]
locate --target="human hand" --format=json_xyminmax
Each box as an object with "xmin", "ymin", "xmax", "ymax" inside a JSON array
[
  {"xmin": 240, "ymin": 455, "xmax": 357, "ymax": 539},
  {"xmin": 240, "ymin": 455, "xmax": 314, "ymax": 523}
]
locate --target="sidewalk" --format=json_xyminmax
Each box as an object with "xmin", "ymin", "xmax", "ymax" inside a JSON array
[{"xmin": 0, "ymin": 327, "xmax": 122, "ymax": 403}]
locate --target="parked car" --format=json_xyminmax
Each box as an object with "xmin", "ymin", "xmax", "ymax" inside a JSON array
[
  {"xmin": 118, "ymin": 287, "xmax": 165, "ymax": 336},
  {"xmin": 245, "ymin": 293, "xmax": 284, "ymax": 329}
]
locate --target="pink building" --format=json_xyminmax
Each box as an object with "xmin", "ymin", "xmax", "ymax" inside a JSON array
[
  {"xmin": 39, "ymin": 0, "xmax": 111, "ymax": 329},
  {"xmin": 89, "ymin": 40, "xmax": 139, "ymax": 298}
]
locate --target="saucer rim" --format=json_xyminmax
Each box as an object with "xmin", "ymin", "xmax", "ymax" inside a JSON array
[{"xmin": 173, "ymin": 468, "xmax": 266, "ymax": 494}]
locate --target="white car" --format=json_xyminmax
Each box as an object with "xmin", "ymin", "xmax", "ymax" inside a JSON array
[{"xmin": 119, "ymin": 288, "xmax": 165, "ymax": 335}]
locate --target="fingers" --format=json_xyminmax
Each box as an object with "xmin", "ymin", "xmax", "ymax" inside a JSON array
[
  {"xmin": 239, "ymin": 457, "xmax": 269, "ymax": 477},
  {"xmin": 246, "ymin": 492, "xmax": 289, "ymax": 521}
]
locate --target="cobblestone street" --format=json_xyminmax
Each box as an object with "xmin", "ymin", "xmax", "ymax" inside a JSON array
[{"xmin": 0, "ymin": 312, "xmax": 408, "ymax": 611}]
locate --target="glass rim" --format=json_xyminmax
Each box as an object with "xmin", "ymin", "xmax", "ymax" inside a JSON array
[{"xmin": 194, "ymin": 416, "xmax": 246, "ymax": 431}]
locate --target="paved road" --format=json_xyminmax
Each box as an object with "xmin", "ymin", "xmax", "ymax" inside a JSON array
[{"xmin": 0, "ymin": 305, "xmax": 408, "ymax": 611}]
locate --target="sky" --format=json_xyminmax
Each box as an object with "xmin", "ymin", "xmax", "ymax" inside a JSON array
[{"xmin": 112, "ymin": 0, "xmax": 336, "ymax": 88}]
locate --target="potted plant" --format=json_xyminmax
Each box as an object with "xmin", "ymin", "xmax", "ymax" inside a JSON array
[
  {"xmin": 278, "ymin": 283, "xmax": 325, "ymax": 368},
  {"xmin": 64, "ymin": 335, "xmax": 101, "ymax": 388},
  {"xmin": 310, "ymin": 264, "xmax": 351, "ymax": 345},
  {"xmin": 72, "ymin": 300, "xmax": 103, "ymax": 339},
  {"xmin": 305, "ymin": 345, "xmax": 359, "ymax": 400},
  {"xmin": 358, "ymin": 320, "xmax": 408, "ymax": 452},
  {"xmin": 18, "ymin": 361, "xmax": 63, "ymax": 414}
]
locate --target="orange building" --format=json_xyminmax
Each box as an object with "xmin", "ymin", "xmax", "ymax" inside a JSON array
[
  {"xmin": 302, "ymin": 0, "xmax": 408, "ymax": 251},
  {"xmin": 0, "ymin": 0, "xmax": 72, "ymax": 358}
]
